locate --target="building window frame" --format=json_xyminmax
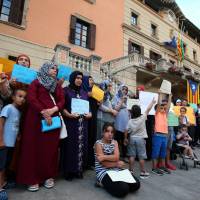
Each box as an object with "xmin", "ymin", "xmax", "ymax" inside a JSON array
[
  {"xmin": 130, "ymin": 9, "xmax": 140, "ymax": 29},
  {"xmin": 149, "ymin": 50, "xmax": 161, "ymax": 61},
  {"xmin": 0, "ymin": 0, "xmax": 29, "ymax": 28},
  {"xmin": 193, "ymin": 50, "xmax": 197, "ymax": 62},
  {"xmin": 151, "ymin": 23, "xmax": 158, "ymax": 38},
  {"xmin": 128, "ymin": 40, "xmax": 144, "ymax": 55},
  {"xmin": 69, "ymin": 15, "xmax": 96, "ymax": 50}
]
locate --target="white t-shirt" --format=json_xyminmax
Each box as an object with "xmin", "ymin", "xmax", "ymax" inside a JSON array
[{"xmin": 126, "ymin": 113, "xmax": 148, "ymax": 138}]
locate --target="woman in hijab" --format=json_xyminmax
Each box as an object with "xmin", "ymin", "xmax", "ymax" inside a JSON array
[
  {"xmin": 82, "ymin": 76, "xmax": 99, "ymax": 168},
  {"xmin": 112, "ymin": 85, "xmax": 129, "ymax": 159},
  {"xmin": 60, "ymin": 71, "xmax": 91, "ymax": 180},
  {"xmin": 17, "ymin": 62, "xmax": 65, "ymax": 191},
  {"xmin": 96, "ymin": 80, "xmax": 118, "ymax": 140}
]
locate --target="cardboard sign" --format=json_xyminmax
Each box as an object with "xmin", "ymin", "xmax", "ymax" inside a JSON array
[
  {"xmin": 57, "ymin": 65, "xmax": 73, "ymax": 81},
  {"xmin": 91, "ymin": 85, "xmax": 104, "ymax": 102},
  {"xmin": 139, "ymin": 91, "xmax": 158, "ymax": 115},
  {"xmin": 11, "ymin": 64, "xmax": 37, "ymax": 84},
  {"xmin": 0, "ymin": 64, "xmax": 3, "ymax": 73},
  {"xmin": 71, "ymin": 98, "xmax": 89, "ymax": 114},
  {"xmin": 127, "ymin": 98, "xmax": 140, "ymax": 110},
  {"xmin": 160, "ymin": 80, "xmax": 171, "ymax": 94},
  {"xmin": 173, "ymin": 106, "xmax": 196, "ymax": 125}
]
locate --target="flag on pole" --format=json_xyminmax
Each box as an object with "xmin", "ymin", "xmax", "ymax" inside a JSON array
[{"xmin": 177, "ymin": 33, "xmax": 184, "ymax": 61}]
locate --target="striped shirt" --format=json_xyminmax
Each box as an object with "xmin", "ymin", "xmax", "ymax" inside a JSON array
[{"xmin": 94, "ymin": 139, "xmax": 119, "ymax": 183}]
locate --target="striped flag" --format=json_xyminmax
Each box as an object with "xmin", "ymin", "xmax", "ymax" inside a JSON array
[
  {"xmin": 187, "ymin": 80, "xmax": 200, "ymax": 104},
  {"xmin": 177, "ymin": 33, "xmax": 184, "ymax": 61}
]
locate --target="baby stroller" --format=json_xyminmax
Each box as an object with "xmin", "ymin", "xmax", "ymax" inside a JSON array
[{"xmin": 175, "ymin": 144, "xmax": 189, "ymax": 170}]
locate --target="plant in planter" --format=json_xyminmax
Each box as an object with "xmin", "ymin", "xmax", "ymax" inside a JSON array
[
  {"xmin": 145, "ymin": 62, "xmax": 156, "ymax": 70},
  {"xmin": 168, "ymin": 66, "xmax": 183, "ymax": 76}
]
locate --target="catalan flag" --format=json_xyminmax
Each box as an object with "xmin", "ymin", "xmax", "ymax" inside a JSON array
[
  {"xmin": 187, "ymin": 80, "xmax": 200, "ymax": 104},
  {"xmin": 177, "ymin": 33, "xmax": 184, "ymax": 61}
]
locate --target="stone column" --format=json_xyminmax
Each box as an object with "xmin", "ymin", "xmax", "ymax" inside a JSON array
[
  {"xmin": 89, "ymin": 54, "xmax": 102, "ymax": 83},
  {"xmin": 54, "ymin": 43, "xmax": 71, "ymax": 65}
]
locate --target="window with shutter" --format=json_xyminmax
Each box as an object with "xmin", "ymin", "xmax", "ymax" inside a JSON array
[
  {"xmin": 69, "ymin": 15, "xmax": 96, "ymax": 50},
  {"xmin": 0, "ymin": 0, "xmax": 25, "ymax": 25}
]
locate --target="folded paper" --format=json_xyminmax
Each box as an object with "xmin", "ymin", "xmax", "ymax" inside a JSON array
[{"xmin": 41, "ymin": 116, "xmax": 61, "ymax": 132}]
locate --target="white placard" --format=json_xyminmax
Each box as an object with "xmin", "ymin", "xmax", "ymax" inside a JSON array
[
  {"xmin": 127, "ymin": 98, "xmax": 140, "ymax": 110},
  {"xmin": 139, "ymin": 91, "xmax": 158, "ymax": 115},
  {"xmin": 107, "ymin": 169, "xmax": 136, "ymax": 183},
  {"xmin": 160, "ymin": 80, "xmax": 171, "ymax": 94}
]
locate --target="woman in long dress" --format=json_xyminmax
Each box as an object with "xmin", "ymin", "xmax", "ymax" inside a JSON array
[
  {"xmin": 60, "ymin": 71, "xmax": 91, "ymax": 180},
  {"xmin": 17, "ymin": 62, "xmax": 65, "ymax": 191}
]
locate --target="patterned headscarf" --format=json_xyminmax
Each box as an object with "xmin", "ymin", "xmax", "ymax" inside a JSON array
[
  {"xmin": 100, "ymin": 80, "xmax": 113, "ymax": 101},
  {"xmin": 37, "ymin": 61, "xmax": 57, "ymax": 93},
  {"xmin": 69, "ymin": 70, "xmax": 83, "ymax": 92}
]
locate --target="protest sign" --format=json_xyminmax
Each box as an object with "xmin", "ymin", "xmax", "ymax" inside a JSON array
[
  {"xmin": 57, "ymin": 65, "xmax": 73, "ymax": 81},
  {"xmin": 11, "ymin": 64, "xmax": 37, "ymax": 84},
  {"xmin": 91, "ymin": 85, "xmax": 104, "ymax": 102},
  {"xmin": 127, "ymin": 98, "xmax": 140, "ymax": 110},
  {"xmin": 71, "ymin": 98, "xmax": 89, "ymax": 114},
  {"xmin": 160, "ymin": 79, "xmax": 171, "ymax": 94},
  {"xmin": 139, "ymin": 91, "xmax": 158, "ymax": 115}
]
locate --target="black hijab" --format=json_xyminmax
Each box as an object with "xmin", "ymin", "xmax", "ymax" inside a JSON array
[{"xmin": 69, "ymin": 70, "xmax": 83, "ymax": 93}]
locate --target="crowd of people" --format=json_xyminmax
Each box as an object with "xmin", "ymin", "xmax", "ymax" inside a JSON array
[{"xmin": 0, "ymin": 55, "xmax": 200, "ymax": 199}]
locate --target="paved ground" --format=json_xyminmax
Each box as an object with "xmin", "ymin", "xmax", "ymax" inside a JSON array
[{"xmin": 8, "ymin": 148, "xmax": 200, "ymax": 200}]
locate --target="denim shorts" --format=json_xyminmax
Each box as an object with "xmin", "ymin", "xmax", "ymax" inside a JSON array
[
  {"xmin": 151, "ymin": 133, "xmax": 167, "ymax": 159},
  {"xmin": 127, "ymin": 137, "xmax": 147, "ymax": 160}
]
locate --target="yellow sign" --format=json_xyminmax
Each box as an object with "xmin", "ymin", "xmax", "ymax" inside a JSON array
[
  {"xmin": 0, "ymin": 58, "xmax": 15, "ymax": 73},
  {"xmin": 0, "ymin": 64, "xmax": 3, "ymax": 73},
  {"xmin": 91, "ymin": 85, "xmax": 104, "ymax": 102},
  {"xmin": 173, "ymin": 106, "xmax": 196, "ymax": 125}
]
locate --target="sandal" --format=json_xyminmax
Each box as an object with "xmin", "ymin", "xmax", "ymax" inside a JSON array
[
  {"xmin": 44, "ymin": 178, "xmax": 54, "ymax": 189},
  {"xmin": 27, "ymin": 184, "xmax": 39, "ymax": 192}
]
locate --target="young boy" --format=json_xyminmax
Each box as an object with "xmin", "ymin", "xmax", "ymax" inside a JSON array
[
  {"xmin": 176, "ymin": 124, "xmax": 197, "ymax": 161},
  {"xmin": 124, "ymin": 98, "xmax": 156, "ymax": 179},
  {"xmin": 0, "ymin": 89, "xmax": 26, "ymax": 196},
  {"xmin": 151, "ymin": 91, "xmax": 172, "ymax": 175}
]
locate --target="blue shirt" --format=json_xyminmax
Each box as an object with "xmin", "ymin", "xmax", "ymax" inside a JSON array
[{"xmin": 0, "ymin": 104, "xmax": 21, "ymax": 147}]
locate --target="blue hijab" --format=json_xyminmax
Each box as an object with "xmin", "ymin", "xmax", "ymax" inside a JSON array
[{"xmin": 82, "ymin": 75, "xmax": 92, "ymax": 92}]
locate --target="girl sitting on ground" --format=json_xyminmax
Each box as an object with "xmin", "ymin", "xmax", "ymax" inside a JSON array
[{"xmin": 94, "ymin": 122, "xmax": 140, "ymax": 198}]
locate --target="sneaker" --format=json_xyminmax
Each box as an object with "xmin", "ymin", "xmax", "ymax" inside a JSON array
[
  {"xmin": 44, "ymin": 178, "xmax": 54, "ymax": 189},
  {"xmin": 159, "ymin": 167, "xmax": 171, "ymax": 174},
  {"xmin": 151, "ymin": 168, "xmax": 164, "ymax": 176},
  {"xmin": 166, "ymin": 163, "xmax": 176, "ymax": 170},
  {"xmin": 27, "ymin": 184, "xmax": 39, "ymax": 192},
  {"xmin": 0, "ymin": 189, "xmax": 8, "ymax": 200},
  {"xmin": 140, "ymin": 171, "xmax": 150, "ymax": 179}
]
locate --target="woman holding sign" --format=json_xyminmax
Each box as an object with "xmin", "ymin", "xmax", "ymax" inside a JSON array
[
  {"xmin": 17, "ymin": 62, "xmax": 65, "ymax": 191},
  {"xmin": 61, "ymin": 71, "xmax": 91, "ymax": 180}
]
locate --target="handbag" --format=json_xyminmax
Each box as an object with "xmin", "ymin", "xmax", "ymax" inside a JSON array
[
  {"xmin": 49, "ymin": 93, "xmax": 68, "ymax": 139},
  {"xmin": 41, "ymin": 116, "xmax": 61, "ymax": 132}
]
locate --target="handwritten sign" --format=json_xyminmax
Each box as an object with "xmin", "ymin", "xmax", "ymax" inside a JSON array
[
  {"xmin": 0, "ymin": 64, "xmax": 3, "ymax": 73},
  {"xmin": 71, "ymin": 98, "xmax": 89, "ymax": 114},
  {"xmin": 91, "ymin": 85, "xmax": 104, "ymax": 102},
  {"xmin": 41, "ymin": 116, "xmax": 61, "ymax": 132},
  {"xmin": 57, "ymin": 65, "xmax": 73, "ymax": 81},
  {"xmin": 160, "ymin": 79, "xmax": 171, "ymax": 94},
  {"xmin": 139, "ymin": 91, "xmax": 158, "ymax": 115},
  {"xmin": 173, "ymin": 106, "xmax": 196, "ymax": 125},
  {"xmin": 127, "ymin": 98, "xmax": 140, "ymax": 110},
  {"xmin": 11, "ymin": 64, "xmax": 37, "ymax": 84}
]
